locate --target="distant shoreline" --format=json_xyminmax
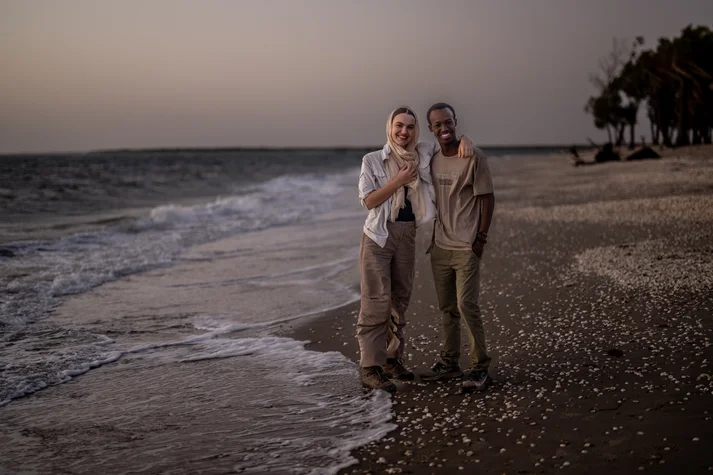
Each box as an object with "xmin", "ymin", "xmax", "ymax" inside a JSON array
[
  {"xmin": 1, "ymin": 144, "xmax": 591, "ymax": 157},
  {"xmin": 87, "ymin": 144, "xmax": 585, "ymax": 154}
]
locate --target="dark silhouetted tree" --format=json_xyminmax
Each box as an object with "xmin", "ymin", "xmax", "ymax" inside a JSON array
[{"xmin": 587, "ymin": 25, "xmax": 713, "ymax": 148}]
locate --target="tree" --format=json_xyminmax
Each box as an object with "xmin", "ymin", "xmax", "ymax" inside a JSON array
[
  {"xmin": 586, "ymin": 38, "xmax": 636, "ymax": 146},
  {"xmin": 616, "ymin": 37, "xmax": 646, "ymax": 149},
  {"xmin": 587, "ymin": 25, "xmax": 713, "ymax": 149},
  {"xmin": 585, "ymin": 93, "xmax": 616, "ymax": 143}
]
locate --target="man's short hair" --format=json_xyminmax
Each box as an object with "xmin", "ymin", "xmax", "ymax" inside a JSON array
[{"xmin": 427, "ymin": 103, "xmax": 457, "ymax": 124}]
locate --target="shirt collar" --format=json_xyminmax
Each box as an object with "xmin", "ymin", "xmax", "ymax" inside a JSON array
[{"xmin": 380, "ymin": 143, "xmax": 391, "ymax": 161}]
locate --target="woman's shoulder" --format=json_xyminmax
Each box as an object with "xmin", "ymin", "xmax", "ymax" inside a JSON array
[
  {"xmin": 361, "ymin": 146, "xmax": 388, "ymax": 167},
  {"xmin": 361, "ymin": 147, "xmax": 388, "ymax": 176}
]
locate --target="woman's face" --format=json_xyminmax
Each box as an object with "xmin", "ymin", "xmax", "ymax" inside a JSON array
[{"xmin": 390, "ymin": 113, "xmax": 416, "ymax": 147}]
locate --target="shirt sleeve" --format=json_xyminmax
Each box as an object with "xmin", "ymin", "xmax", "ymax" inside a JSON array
[
  {"xmin": 417, "ymin": 141, "xmax": 440, "ymax": 160},
  {"xmin": 473, "ymin": 155, "xmax": 494, "ymax": 196},
  {"xmin": 358, "ymin": 157, "xmax": 377, "ymax": 208}
]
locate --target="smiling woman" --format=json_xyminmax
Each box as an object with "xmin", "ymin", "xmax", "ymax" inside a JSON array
[{"xmin": 356, "ymin": 107, "xmax": 429, "ymax": 392}]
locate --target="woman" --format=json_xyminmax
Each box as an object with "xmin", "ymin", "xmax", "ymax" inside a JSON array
[{"xmin": 356, "ymin": 106, "xmax": 472, "ymax": 392}]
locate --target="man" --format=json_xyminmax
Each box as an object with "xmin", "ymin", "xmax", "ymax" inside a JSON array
[{"xmin": 421, "ymin": 102, "xmax": 495, "ymax": 392}]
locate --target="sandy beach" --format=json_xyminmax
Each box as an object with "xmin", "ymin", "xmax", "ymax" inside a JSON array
[
  {"xmin": 2, "ymin": 147, "xmax": 712, "ymax": 474},
  {"xmin": 293, "ymin": 147, "xmax": 713, "ymax": 474}
]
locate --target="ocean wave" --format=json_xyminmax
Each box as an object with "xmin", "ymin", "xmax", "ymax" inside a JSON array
[
  {"xmin": 0, "ymin": 169, "xmax": 358, "ymax": 328},
  {"xmin": 130, "ymin": 172, "xmax": 351, "ymax": 233},
  {"xmin": 0, "ymin": 149, "xmax": 369, "ymax": 221}
]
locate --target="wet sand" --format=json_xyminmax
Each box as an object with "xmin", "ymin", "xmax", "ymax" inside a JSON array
[{"xmin": 291, "ymin": 147, "xmax": 713, "ymax": 474}]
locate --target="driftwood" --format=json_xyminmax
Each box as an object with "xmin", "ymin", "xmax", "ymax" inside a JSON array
[
  {"xmin": 586, "ymin": 138, "xmax": 620, "ymax": 163},
  {"xmin": 594, "ymin": 143, "xmax": 620, "ymax": 163},
  {"xmin": 568, "ymin": 145, "xmax": 594, "ymax": 167},
  {"xmin": 623, "ymin": 146, "xmax": 661, "ymax": 161},
  {"xmin": 571, "ymin": 139, "xmax": 659, "ymax": 167},
  {"xmin": 569, "ymin": 145, "xmax": 584, "ymax": 166}
]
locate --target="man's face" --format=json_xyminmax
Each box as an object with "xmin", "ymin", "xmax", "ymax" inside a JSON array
[{"xmin": 428, "ymin": 108, "xmax": 457, "ymax": 147}]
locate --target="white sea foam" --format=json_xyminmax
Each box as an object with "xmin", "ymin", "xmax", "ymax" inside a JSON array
[
  {"xmin": 1, "ymin": 328, "xmax": 396, "ymax": 474},
  {"xmin": 0, "ymin": 337, "xmax": 123, "ymax": 407},
  {"xmin": 0, "ymin": 301, "xmax": 358, "ymax": 407},
  {"xmin": 167, "ymin": 335, "xmax": 396, "ymax": 474},
  {"xmin": 133, "ymin": 172, "xmax": 351, "ymax": 233},
  {"xmin": 1, "ymin": 247, "xmax": 361, "ymax": 407}
]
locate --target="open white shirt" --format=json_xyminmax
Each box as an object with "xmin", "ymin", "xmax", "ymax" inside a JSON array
[{"xmin": 358, "ymin": 142, "xmax": 438, "ymax": 248}]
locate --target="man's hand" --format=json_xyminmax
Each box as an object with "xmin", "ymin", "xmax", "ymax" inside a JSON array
[
  {"xmin": 458, "ymin": 135, "xmax": 474, "ymax": 158},
  {"xmin": 472, "ymin": 240, "xmax": 485, "ymax": 259},
  {"xmin": 396, "ymin": 163, "xmax": 418, "ymax": 186}
]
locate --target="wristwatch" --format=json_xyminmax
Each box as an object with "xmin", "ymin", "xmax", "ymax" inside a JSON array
[{"xmin": 475, "ymin": 232, "xmax": 487, "ymax": 244}]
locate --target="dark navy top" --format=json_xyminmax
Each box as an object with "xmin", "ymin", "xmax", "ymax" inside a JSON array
[{"xmin": 396, "ymin": 186, "xmax": 415, "ymax": 222}]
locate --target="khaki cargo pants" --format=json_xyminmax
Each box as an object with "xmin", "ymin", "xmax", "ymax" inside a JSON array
[
  {"xmin": 430, "ymin": 244, "xmax": 491, "ymax": 371},
  {"xmin": 356, "ymin": 221, "xmax": 416, "ymax": 368}
]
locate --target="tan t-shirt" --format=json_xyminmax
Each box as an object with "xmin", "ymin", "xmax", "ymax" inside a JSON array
[{"xmin": 431, "ymin": 148, "xmax": 494, "ymax": 251}]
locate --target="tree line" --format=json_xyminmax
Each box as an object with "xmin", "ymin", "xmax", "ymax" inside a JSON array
[{"xmin": 586, "ymin": 25, "xmax": 713, "ymax": 149}]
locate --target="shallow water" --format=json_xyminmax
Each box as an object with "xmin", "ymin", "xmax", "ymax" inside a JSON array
[
  {"xmin": 0, "ymin": 148, "xmax": 405, "ymax": 473},
  {"xmin": 1, "ymin": 204, "xmax": 398, "ymax": 473}
]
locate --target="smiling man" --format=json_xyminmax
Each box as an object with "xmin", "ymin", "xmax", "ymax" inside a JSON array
[{"xmin": 422, "ymin": 102, "xmax": 495, "ymax": 392}]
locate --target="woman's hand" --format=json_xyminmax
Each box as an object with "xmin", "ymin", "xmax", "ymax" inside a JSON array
[
  {"xmin": 396, "ymin": 163, "xmax": 418, "ymax": 186},
  {"xmin": 363, "ymin": 163, "xmax": 418, "ymax": 210},
  {"xmin": 458, "ymin": 135, "xmax": 474, "ymax": 158}
]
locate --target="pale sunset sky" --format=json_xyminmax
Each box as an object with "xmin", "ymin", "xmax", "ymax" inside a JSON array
[{"xmin": 1, "ymin": 0, "xmax": 711, "ymax": 153}]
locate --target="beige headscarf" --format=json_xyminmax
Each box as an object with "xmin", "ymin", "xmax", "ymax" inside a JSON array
[{"xmin": 384, "ymin": 107, "xmax": 426, "ymax": 223}]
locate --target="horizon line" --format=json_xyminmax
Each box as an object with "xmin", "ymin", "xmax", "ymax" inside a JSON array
[{"xmin": 0, "ymin": 143, "xmax": 593, "ymax": 157}]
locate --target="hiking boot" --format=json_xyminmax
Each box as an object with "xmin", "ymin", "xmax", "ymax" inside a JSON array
[
  {"xmin": 421, "ymin": 361, "xmax": 462, "ymax": 381},
  {"xmin": 462, "ymin": 370, "xmax": 491, "ymax": 392},
  {"xmin": 360, "ymin": 366, "xmax": 397, "ymax": 393},
  {"xmin": 383, "ymin": 358, "xmax": 415, "ymax": 381}
]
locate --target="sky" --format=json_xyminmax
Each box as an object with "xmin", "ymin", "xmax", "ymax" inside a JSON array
[{"xmin": 1, "ymin": 0, "xmax": 712, "ymax": 153}]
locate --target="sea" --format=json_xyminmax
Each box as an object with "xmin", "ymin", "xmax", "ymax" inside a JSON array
[{"xmin": 0, "ymin": 146, "xmax": 560, "ymax": 473}]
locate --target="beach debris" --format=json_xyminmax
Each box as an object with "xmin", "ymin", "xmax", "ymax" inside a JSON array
[
  {"xmin": 594, "ymin": 143, "xmax": 620, "ymax": 163},
  {"xmin": 624, "ymin": 147, "xmax": 661, "ymax": 161}
]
